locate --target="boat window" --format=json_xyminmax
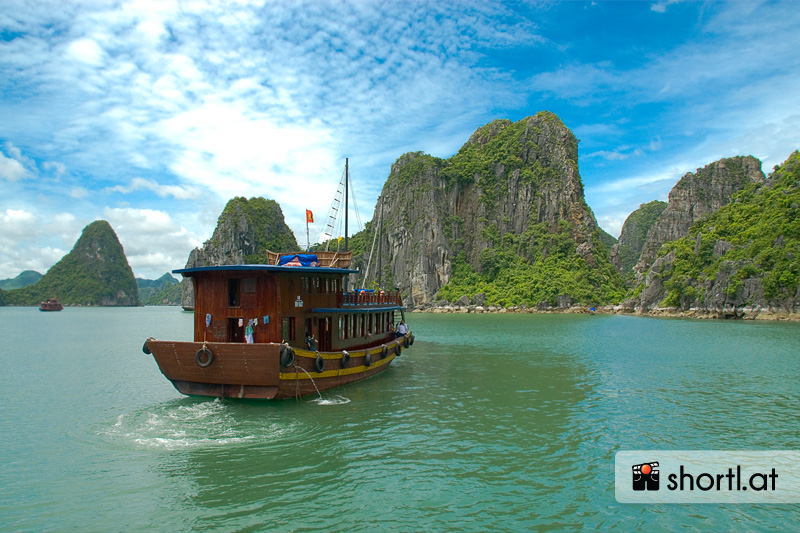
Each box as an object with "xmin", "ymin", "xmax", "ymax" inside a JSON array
[
  {"xmin": 339, "ymin": 316, "xmax": 344, "ymax": 340},
  {"xmin": 324, "ymin": 278, "xmax": 330, "ymax": 293},
  {"xmin": 312, "ymin": 277, "xmax": 320, "ymax": 293},
  {"xmin": 241, "ymin": 278, "xmax": 257, "ymax": 307},
  {"xmin": 332, "ymin": 278, "xmax": 338, "ymax": 293},
  {"xmin": 301, "ymin": 277, "xmax": 309, "ymax": 293},
  {"xmin": 228, "ymin": 278, "xmax": 240, "ymax": 307},
  {"xmin": 242, "ymin": 277, "xmax": 256, "ymax": 293}
]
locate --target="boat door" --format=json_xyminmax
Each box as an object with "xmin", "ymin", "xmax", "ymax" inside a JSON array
[
  {"xmin": 228, "ymin": 318, "xmax": 244, "ymax": 342},
  {"xmin": 318, "ymin": 317, "xmax": 332, "ymax": 352}
]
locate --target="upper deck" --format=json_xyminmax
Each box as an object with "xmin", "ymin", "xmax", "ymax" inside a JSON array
[{"xmin": 174, "ymin": 252, "xmax": 403, "ymax": 350}]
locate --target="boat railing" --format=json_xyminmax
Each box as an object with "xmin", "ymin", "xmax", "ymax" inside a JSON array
[
  {"xmin": 339, "ymin": 290, "xmax": 402, "ymax": 307},
  {"xmin": 266, "ymin": 250, "xmax": 352, "ymax": 268}
]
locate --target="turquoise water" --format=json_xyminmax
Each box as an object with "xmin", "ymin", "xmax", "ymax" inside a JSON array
[{"xmin": 1, "ymin": 307, "xmax": 799, "ymax": 531}]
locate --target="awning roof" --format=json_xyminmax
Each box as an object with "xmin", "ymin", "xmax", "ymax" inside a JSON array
[{"xmin": 174, "ymin": 264, "xmax": 358, "ymax": 275}]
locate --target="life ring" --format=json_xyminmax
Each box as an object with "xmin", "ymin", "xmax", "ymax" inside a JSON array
[
  {"xmin": 142, "ymin": 338, "xmax": 153, "ymax": 354},
  {"xmin": 280, "ymin": 344, "xmax": 295, "ymax": 367},
  {"xmin": 195, "ymin": 347, "xmax": 214, "ymax": 367},
  {"xmin": 313, "ymin": 352, "xmax": 325, "ymax": 373},
  {"xmin": 394, "ymin": 343, "xmax": 402, "ymax": 356},
  {"xmin": 341, "ymin": 350, "xmax": 350, "ymax": 368},
  {"xmin": 364, "ymin": 351, "xmax": 372, "ymax": 367},
  {"xmin": 381, "ymin": 344, "xmax": 388, "ymax": 358},
  {"xmin": 409, "ymin": 334, "xmax": 415, "ymax": 346},
  {"xmin": 403, "ymin": 336, "xmax": 410, "ymax": 348}
]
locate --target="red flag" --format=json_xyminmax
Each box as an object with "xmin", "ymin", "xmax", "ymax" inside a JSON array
[{"xmin": 306, "ymin": 209, "xmax": 314, "ymax": 223}]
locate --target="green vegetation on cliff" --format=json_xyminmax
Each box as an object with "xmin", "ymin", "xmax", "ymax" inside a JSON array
[
  {"xmin": 652, "ymin": 151, "xmax": 800, "ymax": 307},
  {"xmin": 0, "ymin": 270, "xmax": 42, "ymax": 290},
  {"xmin": 221, "ymin": 197, "xmax": 298, "ymax": 262},
  {"xmin": 143, "ymin": 280, "xmax": 182, "ymax": 305},
  {"xmin": 438, "ymin": 220, "xmax": 625, "ymax": 307},
  {"xmin": 138, "ymin": 273, "xmax": 179, "ymax": 304},
  {"xmin": 371, "ymin": 111, "xmax": 626, "ymax": 307},
  {"xmin": 6, "ymin": 220, "xmax": 139, "ymax": 306},
  {"xmin": 616, "ymin": 200, "xmax": 667, "ymax": 281},
  {"xmin": 388, "ymin": 114, "xmax": 576, "ymax": 215}
]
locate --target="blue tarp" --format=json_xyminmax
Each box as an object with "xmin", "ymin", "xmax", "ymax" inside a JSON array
[{"xmin": 278, "ymin": 254, "xmax": 319, "ymax": 267}]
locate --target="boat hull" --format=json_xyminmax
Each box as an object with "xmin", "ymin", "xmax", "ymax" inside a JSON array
[{"xmin": 146, "ymin": 337, "xmax": 407, "ymax": 400}]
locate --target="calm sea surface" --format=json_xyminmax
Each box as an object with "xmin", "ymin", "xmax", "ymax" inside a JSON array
[{"xmin": 1, "ymin": 307, "xmax": 799, "ymax": 531}]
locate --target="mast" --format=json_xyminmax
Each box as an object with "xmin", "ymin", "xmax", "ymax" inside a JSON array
[
  {"xmin": 344, "ymin": 158, "xmax": 349, "ymax": 293},
  {"xmin": 377, "ymin": 197, "xmax": 383, "ymax": 287}
]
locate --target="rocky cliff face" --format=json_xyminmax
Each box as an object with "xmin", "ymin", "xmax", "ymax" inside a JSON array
[
  {"xmin": 181, "ymin": 197, "xmax": 298, "ymax": 308},
  {"xmin": 610, "ymin": 200, "xmax": 667, "ymax": 281},
  {"xmin": 354, "ymin": 112, "xmax": 624, "ymax": 308},
  {"xmin": 631, "ymin": 151, "xmax": 800, "ymax": 315},
  {"xmin": 4, "ymin": 220, "xmax": 138, "ymax": 306},
  {"xmin": 633, "ymin": 156, "xmax": 765, "ymax": 284}
]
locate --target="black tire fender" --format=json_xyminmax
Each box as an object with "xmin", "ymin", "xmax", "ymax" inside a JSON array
[
  {"xmin": 280, "ymin": 344, "xmax": 295, "ymax": 367},
  {"xmin": 195, "ymin": 347, "xmax": 214, "ymax": 368},
  {"xmin": 394, "ymin": 343, "xmax": 402, "ymax": 356},
  {"xmin": 313, "ymin": 352, "xmax": 325, "ymax": 373},
  {"xmin": 403, "ymin": 336, "xmax": 410, "ymax": 348},
  {"xmin": 409, "ymin": 334, "xmax": 415, "ymax": 346},
  {"xmin": 341, "ymin": 350, "xmax": 350, "ymax": 368},
  {"xmin": 364, "ymin": 351, "xmax": 372, "ymax": 367},
  {"xmin": 381, "ymin": 344, "xmax": 388, "ymax": 358}
]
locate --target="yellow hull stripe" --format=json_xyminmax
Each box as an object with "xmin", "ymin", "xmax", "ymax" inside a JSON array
[
  {"xmin": 279, "ymin": 352, "xmax": 396, "ymax": 380},
  {"xmin": 293, "ymin": 342, "xmax": 402, "ymax": 360}
]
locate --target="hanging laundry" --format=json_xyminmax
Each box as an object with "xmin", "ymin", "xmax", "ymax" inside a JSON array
[
  {"xmin": 206, "ymin": 314, "xmax": 212, "ymax": 327},
  {"xmin": 245, "ymin": 320, "xmax": 254, "ymax": 343}
]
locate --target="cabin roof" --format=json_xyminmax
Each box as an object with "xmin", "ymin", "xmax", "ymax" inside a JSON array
[{"xmin": 174, "ymin": 264, "xmax": 359, "ymax": 276}]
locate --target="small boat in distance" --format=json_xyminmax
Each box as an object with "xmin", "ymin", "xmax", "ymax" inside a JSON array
[
  {"xmin": 39, "ymin": 298, "xmax": 64, "ymax": 312},
  {"xmin": 143, "ymin": 251, "xmax": 413, "ymax": 399}
]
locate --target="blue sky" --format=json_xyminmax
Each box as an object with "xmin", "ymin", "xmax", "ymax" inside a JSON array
[{"xmin": 1, "ymin": 0, "xmax": 798, "ymax": 280}]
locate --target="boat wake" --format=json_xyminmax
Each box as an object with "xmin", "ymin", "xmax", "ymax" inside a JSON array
[
  {"xmin": 101, "ymin": 399, "xmax": 294, "ymax": 450},
  {"xmin": 310, "ymin": 395, "xmax": 351, "ymax": 406}
]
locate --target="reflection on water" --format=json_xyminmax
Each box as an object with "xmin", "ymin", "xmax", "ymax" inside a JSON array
[{"xmin": 1, "ymin": 308, "xmax": 799, "ymax": 530}]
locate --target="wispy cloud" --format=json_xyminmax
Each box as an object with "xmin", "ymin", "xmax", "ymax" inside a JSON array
[
  {"xmin": 106, "ymin": 178, "xmax": 202, "ymax": 200},
  {"xmin": 0, "ymin": 1, "xmax": 798, "ymax": 276},
  {"xmin": 0, "ymin": 150, "xmax": 27, "ymax": 181}
]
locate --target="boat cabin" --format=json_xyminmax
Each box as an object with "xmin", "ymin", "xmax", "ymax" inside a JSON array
[{"xmin": 175, "ymin": 251, "xmax": 404, "ymax": 352}]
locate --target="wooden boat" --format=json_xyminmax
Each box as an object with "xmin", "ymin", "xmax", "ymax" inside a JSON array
[
  {"xmin": 143, "ymin": 250, "xmax": 414, "ymax": 399},
  {"xmin": 39, "ymin": 298, "xmax": 63, "ymax": 311}
]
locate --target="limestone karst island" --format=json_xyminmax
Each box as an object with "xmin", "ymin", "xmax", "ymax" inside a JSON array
[{"xmin": 2, "ymin": 112, "xmax": 798, "ymax": 320}]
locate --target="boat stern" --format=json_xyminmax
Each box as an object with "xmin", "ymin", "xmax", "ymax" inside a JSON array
[{"xmin": 144, "ymin": 340, "xmax": 282, "ymax": 399}]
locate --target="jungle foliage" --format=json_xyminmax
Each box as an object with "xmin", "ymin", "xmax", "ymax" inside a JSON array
[
  {"xmin": 648, "ymin": 151, "xmax": 800, "ymax": 306},
  {"xmin": 616, "ymin": 200, "xmax": 667, "ymax": 281},
  {"xmin": 5, "ymin": 220, "xmax": 138, "ymax": 306},
  {"xmin": 437, "ymin": 220, "xmax": 626, "ymax": 307},
  {"xmin": 142, "ymin": 280, "xmax": 183, "ymax": 306},
  {"xmin": 218, "ymin": 197, "xmax": 298, "ymax": 263}
]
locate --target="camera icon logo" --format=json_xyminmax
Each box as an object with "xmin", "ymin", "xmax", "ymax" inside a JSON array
[{"xmin": 632, "ymin": 462, "xmax": 660, "ymax": 491}]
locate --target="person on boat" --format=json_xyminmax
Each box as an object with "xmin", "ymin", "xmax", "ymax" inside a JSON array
[
  {"xmin": 394, "ymin": 320, "xmax": 408, "ymax": 338},
  {"xmin": 305, "ymin": 331, "xmax": 317, "ymax": 351}
]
